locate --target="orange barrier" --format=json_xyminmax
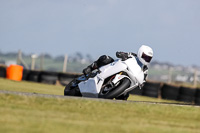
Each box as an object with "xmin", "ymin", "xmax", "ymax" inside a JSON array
[{"xmin": 6, "ymin": 65, "xmax": 23, "ymax": 81}]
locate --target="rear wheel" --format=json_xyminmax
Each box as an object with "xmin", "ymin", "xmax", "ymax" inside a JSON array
[
  {"xmin": 98, "ymin": 78, "xmax": 131, "ymax": 99},
  {"xmin": 115, "ymin": 93, "xmax": 130, "ymax": 100}
]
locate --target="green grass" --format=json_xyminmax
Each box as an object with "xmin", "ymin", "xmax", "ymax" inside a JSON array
[
  {"xmin": 0, "ymin": 78, "xmax": 200, "ymax": 133},
  {"xmin": 0, "ymin": 78, "xmax": 64, "ymax": 95}
]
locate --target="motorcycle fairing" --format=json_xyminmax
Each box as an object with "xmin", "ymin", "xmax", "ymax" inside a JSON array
[
  {"xmin": 78, "ymin": 76, "xmax": 104, "ymax": 98},
  {"xmin": 124, "ymin": 57, "xmax": 144, "ymax": 85},
  {"xmin": 78, "ymin": 57, "xmax": 145, "ymax": 97},
  {"xmin": 112, "ymin": 74, "xmax": 131, "ymax": 85},
  {"xmin": 78, "ymin": 60, "xmax": 127, "ymax": 98}
]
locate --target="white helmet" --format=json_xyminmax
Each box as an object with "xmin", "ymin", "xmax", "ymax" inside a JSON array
[{"xmin": 137, "ymin": 45, "xmax": 153, "ymax": 65}]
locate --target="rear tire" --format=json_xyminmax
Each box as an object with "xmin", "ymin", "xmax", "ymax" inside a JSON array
[
  {"xmin": 115, "ymin": 93, "xmax": 130, "ymax": 100},
  {"xmin": 98, "ymin": 78, "xmax": 131, "ymax": 99}
]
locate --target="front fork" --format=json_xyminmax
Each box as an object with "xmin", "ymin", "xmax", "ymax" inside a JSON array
[{"xmin": 111, "ymin": 73, "xmax": 139, "ymax": 96}]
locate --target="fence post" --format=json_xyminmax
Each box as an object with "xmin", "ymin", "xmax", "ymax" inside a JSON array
[
  {"xmin": 40, "ymin": 54, "xmax": 44, "ymax": 71},
  {"xmin": 193, "ymin": 69, "xmax": 198, "ymax": 87},
  {"xmin": 168, "ymin": 67, "xmax": 172, "ymax": 83},
  {"xmin": 31, "ymin": 54, "xmax": 37, "ymax": 70},
  {"xmin": 17, "ymin": 50, "xmax": 21, "ymax": 65},
  {"xmin": 63, "ymin": 54, "xmax": 68, "ymax": 72},
  {"xmin": 17, "ymin": 50, "xmax": 29, "ymax": 69}
]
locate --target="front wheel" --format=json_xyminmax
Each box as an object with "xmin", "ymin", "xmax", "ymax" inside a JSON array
[
  {"xmin": 64, "ymin": 79, "xmax": 82, "ymax": 97},
  {"xmin": 98, "ymin": 78, "xmax": 131, "ymax": 99}
]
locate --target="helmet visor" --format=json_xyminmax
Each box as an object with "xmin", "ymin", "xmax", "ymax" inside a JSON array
[{"xmin": 142, "ymin": 52, "xmax": 152, "ymax": 63}]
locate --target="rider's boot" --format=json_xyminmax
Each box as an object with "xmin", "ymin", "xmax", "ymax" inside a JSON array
[{"xmin": 82, "ymin": 55, "xmax": 114, "ymax": 75}]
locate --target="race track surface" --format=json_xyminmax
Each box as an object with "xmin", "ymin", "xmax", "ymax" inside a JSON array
[{"xmin": 0, "ymin": 90, "xmax": 199, "ymax": 108}]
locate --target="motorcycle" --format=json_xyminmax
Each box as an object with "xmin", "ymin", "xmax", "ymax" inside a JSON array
[{"xmin": 64, "ymin": 53, "xmax": 145, "ymax": 100}]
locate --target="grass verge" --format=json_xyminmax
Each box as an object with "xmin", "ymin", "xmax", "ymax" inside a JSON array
[
  {"xmin": 0, "ymin": 78, "xmax": 64, "ymax": 95},
  {"xmin": 0, "ymin": 78, "xmax": 199, "ymax": 133}
]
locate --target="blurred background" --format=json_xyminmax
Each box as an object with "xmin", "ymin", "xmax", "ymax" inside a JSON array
[{"xmin": 1, "ymin": 0, "xmax": 200, "ymax": 86}]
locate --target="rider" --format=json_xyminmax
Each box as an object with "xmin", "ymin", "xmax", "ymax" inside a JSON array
[{"xmin": 82, "ymin": 45, "xmax": 153, "ymax": 100}]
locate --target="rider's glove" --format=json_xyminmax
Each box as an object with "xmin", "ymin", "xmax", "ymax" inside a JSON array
[
  {"xmin": 82, "ymin": 62, "xmax": 98, "ymax": 75},
  {"xmin": 116, "ymin": 52, "xmax": 128, "ymax": 61},
  {"xmin": 116, "ymin": 52, "xmax": 137, "ymax": 61},
  {"xmin": 82, "ymin": 66, "xmax": 92, "ymax": 75}
]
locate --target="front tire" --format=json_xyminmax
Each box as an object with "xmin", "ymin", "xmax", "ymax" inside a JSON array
[
  {"xmin": 64, "ymin": 79, "xmax": 82, "ymax": 97},
  {"xmin": 98, "ymin": 78, "xmax": 131, "ymax": 99}
]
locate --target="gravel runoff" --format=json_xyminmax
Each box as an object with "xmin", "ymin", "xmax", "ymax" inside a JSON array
[{"xmin": 0, "ymin": 90, "xmax": 199, "ymax": 108}]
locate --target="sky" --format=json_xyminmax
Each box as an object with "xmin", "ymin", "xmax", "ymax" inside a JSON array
[{"xmin": 0, "ymin": 0, "xmax": 200, "ymax": 66}]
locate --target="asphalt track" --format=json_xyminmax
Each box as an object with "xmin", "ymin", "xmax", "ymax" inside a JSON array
[{"xmin": 0, "ymin": 90, "xmax": 199, "ymax": 108}]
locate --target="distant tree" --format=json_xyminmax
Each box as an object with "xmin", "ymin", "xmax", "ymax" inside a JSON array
[
  {"xmin": 54, "ymin": 55, "xmax": 64, "ymax": 62},
  {"xmin": 43, "ymin": 53, "xmax": 52, "ymax": 59},
  {"xmin": 86, "ymin": 54, "xmax": 93, "ymax": 62},
  {"xmin": 75, "ymin": 52, "xmax": 83, "ymax": 60},
  {"xmin": 5, "ymin": 52, "xmax": 18, "ymax": 58},
  {"xmin": 0, "ymin": 60, "xmax": 5, "ymax": 64},
  {"xmin": 67, "ymin": 56, "xmax": 74, "ymax": 62}
]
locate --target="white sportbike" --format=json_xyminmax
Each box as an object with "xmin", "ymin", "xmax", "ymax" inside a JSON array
[{"xmin": 64, "ymin": 54, "xmax": 146, "ymax": 100}]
